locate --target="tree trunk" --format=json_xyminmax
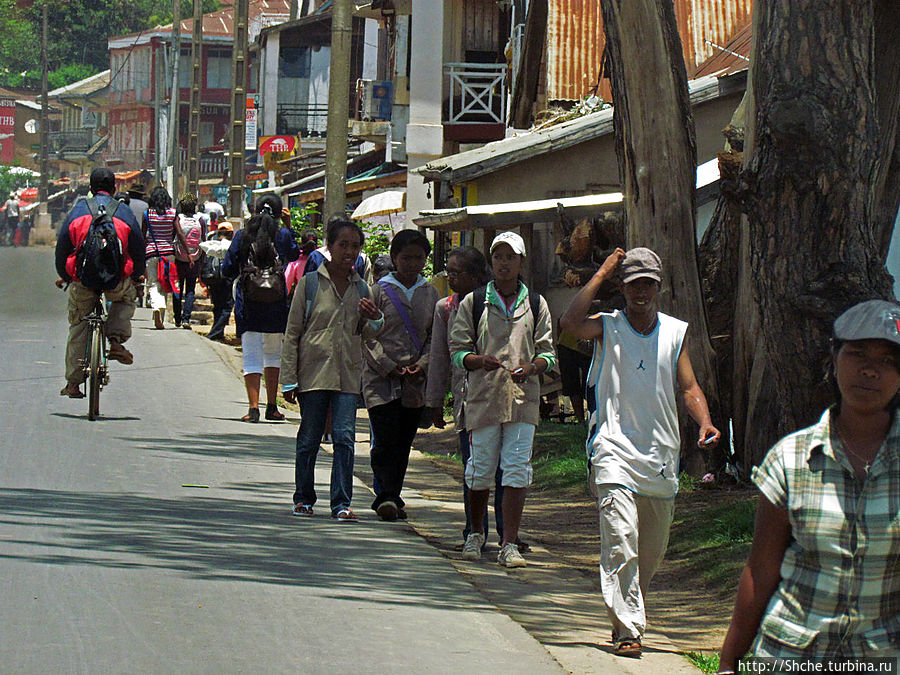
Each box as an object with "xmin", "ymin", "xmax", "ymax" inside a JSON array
[
  {"xmin": 600, "ymin": 0, "xmax": 721, "ymax": 475},
  {"xmin": 733, "ymin": 0, "xmax": 900, "ymax": 462}
]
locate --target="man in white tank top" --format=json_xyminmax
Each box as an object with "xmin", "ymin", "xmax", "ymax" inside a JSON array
[{"xmin": 560, "ymin": 247, "xmax": 720, "ymax": 658}]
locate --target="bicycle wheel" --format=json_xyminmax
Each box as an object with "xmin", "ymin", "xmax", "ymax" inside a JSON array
[{"xmin": 87, "ymin": 322, "xmax": 102, "ymax": 420}]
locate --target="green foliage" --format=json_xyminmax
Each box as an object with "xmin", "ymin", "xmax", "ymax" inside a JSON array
[
  {"xmin": 684, "ymin": 651, "xmax": 720, "ymax": 674},
  {"xmin": 288, "ymin": 202, "xmax": 322, "ymax": 245},
  {"xmin": 0, "ymin": 166, "xmax": 35, "ymax": 197},
  {"xmin": 0, "ymin": 0, "xmax": 221, "ymax": 90},
  {"xmin": 48, "ymin": 63, "xmax": 98, "ymax": 90},
  {"xmin": 359, "ymin": 219, "xmax": 392, "ymax": 259}
]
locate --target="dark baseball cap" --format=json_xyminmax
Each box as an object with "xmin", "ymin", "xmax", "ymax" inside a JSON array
[
  {"xmin": 833, "ymin": 299, "xmax": 900, "ymax": 347},
  {"xmin": 620, "ymin": 247, "xmax": 662, "ymax": 284}
]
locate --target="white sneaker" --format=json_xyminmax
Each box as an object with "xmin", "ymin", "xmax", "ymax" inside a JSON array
[
  {"xmin": 461, "ymin": 533, "xmax": 485, "ymax": 560},
  {"xmin": 498, "ymin": 542, "xmax": 526, "ymax": 568}
]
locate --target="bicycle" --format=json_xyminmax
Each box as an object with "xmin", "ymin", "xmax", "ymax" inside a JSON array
[
  {"xmin": 82, "ymin": 295, "xmax": 110, "ymax": 420},
  {"xmin": 59, "ymin": 280, "xmax": 110, "ymax": 420}
]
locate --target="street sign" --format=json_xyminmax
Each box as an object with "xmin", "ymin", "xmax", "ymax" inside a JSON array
[{"xmin": 258, "ymin": 135, "xmax": 298, "ymax": 154}]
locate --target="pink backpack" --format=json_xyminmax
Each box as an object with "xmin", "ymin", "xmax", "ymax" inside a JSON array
[{"xmin": 175, "ymin": 214, "xmax": 203, "ymax": 261}]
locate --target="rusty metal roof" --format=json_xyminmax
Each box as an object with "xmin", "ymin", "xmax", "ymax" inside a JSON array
[
  {"xmin": 109, "ymin": 0, "xmax": 292, "ymax": 47},
  {"xmin": 690, "ymin": 20, "xmax": 751, "ymax": 78},
  {"xmin": 545, "ymin": 0, "xmax": 753, "ymax": 102}
]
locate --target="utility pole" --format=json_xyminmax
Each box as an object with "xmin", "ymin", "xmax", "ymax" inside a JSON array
[
  {"xmin": 38, "ymin": 0, "xmax": 48, "ymax": 204},
  {"xmin": 187, "ymin": 0, "xmax": 203, "ymax": 195},
  {"xmin": 167, "ymin": 0, "xmax": 182, "ymax": 190},
  {"xmin": 323, "ymin": 0, "xmax": 352, "ymax": 220},
  {"xmin": 227, "ymin": 0, "xmax": 249, "ymax": 219}
]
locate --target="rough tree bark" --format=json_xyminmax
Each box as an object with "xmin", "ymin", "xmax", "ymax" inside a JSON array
[
  {"xmin": 732, "ymin": 0, "xmax": 900, "ymax": 463},
  {"xmin": 600, "ymin": 0, "xmax": 721, "ymax": 474}
]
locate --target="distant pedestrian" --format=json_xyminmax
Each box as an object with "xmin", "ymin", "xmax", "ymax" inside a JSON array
[
  {"xmin": 172, "ymin": 193, "xmax": 204, "ymax": 329},
  {"xmin": 372, "ymin": 253, "xmax": 394, "ymax": 281},
  {"xmin": 4, "ymin": 193, "xmax": 19, "ymax": 246},
  {"xmin": 199, "ymin": 222, "xmax": 234, "ymax": 342},
  {"xmin": 718, "ymin": 300, "xmax": 900, "ymax": 668},
  {"xmin": 281, "ymin": 216, "xmax": 383, "ymax": 521},
  {"xmin": 449, "ymin": 232, "xmax": 555, "ymax": 568},
  {"xmin": 126, "ymin": 183, "xmax": 149, "ymax": 231},
  {"xmin": 143, "ymin": 186, "xmax": 191, "ymax": 329},
  {"xmin": 365, "ymin": 229, "xmax": 439, "ymax": 522},
  {"xmin": 284, "ymin": 228, "xmax": 319, "ymax": 299},
  {"xmin": 221, "ymin": 194, "xmax": 299, "ymax": 423},
  {"xmin": 560, "ymin": 246, "xmax": 719, "ymax": 658}
]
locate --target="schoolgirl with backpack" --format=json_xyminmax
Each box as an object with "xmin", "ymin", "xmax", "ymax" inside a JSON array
[
  {"xmin": 281, "ymin": 216, "xmax": 383, "ymax": 521},
  {"xmin": 172, "ymin": 193, "xmax": 205, "ymax": 328},
  {"xmin": 362, "ymin": 229, "xmax": 440, "ymax": 522},
  {"xmin": 221, "ymin": 194, "xmax": 299, "ymax": 423},
  {"xmin": 142, "ymin": 186, "xmax": 191, "ymax": 329}
]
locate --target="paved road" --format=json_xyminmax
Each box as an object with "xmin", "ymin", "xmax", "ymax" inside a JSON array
[{"xmin": 0, "ymin": 247, "xmax": 562, "ymax": 674}]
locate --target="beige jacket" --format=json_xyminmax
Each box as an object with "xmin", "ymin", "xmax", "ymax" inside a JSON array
[
  {"xmin": 280, "ymin": 265, "xmax": 379, "ymax": 394},
  {"xmin": 449, "ymin": 282, "xmax": 555, "ymax": 430},
  {"xmin": 363, "ymin": 276, "xmax": 440, "ymax": 409},
  {"xmin": 425, "ymin": 294, "xmax": 466, "ymax": 426}
]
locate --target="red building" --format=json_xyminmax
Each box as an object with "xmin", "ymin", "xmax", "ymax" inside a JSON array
[{"xmin": 105, "ymin": 0, "xmax": 290, "ymax": 176}]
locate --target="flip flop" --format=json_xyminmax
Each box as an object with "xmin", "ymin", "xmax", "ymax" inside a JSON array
[
  {"xmin": 291, "ymin": 503, "xmax": 314, "ymax": 517},
  {"xmin": 332, "ymin": 508, "xmax": 359, "ymax": 522},
  {"xmin": 613, "ymin": 639, "xmax": 642, "ymax": 658}
]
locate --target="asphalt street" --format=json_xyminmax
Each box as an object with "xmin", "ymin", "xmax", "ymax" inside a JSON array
[{"xmin": 0, "ymin": 247, "xmax": 562, "ymax": 674}]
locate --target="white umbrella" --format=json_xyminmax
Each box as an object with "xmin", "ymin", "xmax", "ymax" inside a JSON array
[{"xmin": 351, "ymin": 190, "xmax": 406, "ymax": 220}]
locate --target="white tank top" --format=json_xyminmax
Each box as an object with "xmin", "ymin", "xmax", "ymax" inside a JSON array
[{"xmin": 586, "ymin": 309, "xmax": 687, "ymax": 498}]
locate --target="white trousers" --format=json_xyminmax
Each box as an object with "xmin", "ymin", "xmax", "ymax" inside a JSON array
[
  {"xmin": 146, "ymin": 254, "xmax": 173, "ymax": 311},
  {"xmin": 596, "ymin": 484, "xmax": 675, "ymax": 641}
]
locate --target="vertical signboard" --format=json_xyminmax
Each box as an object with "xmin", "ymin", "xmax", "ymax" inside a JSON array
[
  {"xmin": 0, "ymin": 97, "xmax": 16, "ymax": 164},
  {"xmin": 245, "ymin": 96, "xmax": 257, "ymax": 151}
]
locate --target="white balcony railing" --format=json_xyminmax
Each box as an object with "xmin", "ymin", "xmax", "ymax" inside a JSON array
[{"xmin": 445, "ymin": 62, "xmax": 507, "ymax": 125}]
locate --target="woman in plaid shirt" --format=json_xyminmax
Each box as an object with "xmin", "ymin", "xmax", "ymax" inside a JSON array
[{"xmin": 718, "ymin": 300, "xmax": 900, "ymax": 670}]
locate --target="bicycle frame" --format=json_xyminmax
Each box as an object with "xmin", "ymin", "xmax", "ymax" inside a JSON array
[{"xmin": 82, "ymin": 296, "xmax": 109, "ymax": 420}]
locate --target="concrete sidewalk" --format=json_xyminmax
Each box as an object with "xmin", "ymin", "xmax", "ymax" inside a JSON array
[{"xmin": 206, "ymin": 335, "xmax": 697, "ymax": 675}]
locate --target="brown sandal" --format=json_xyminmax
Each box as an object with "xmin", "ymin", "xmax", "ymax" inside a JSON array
[
  {"xmin": 241, "ymin": 408, "xmax": 260, "ymax": 423},
  {"xmin": 613, "ymin": 639, "xmax": 642, "ymax": 657}
]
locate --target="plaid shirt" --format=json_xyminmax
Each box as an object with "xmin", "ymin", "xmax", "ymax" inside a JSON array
[{"xmin": 751, "ymin": 408, "xmax": 900, "ymax": 657}]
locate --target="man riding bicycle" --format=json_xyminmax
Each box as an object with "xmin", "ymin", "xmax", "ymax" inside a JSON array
[{"xmin": 55, "ymin": 167, "xmax": 146, "ymax": 399}]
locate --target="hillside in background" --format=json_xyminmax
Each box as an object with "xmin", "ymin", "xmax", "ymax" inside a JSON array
[{"xmin": 0, "ymin": 0, "xmax": 220, "ymax": 91}]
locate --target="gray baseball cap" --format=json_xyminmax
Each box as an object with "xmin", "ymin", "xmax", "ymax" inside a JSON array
[
  {"xmin": 833, "ymin": 299, "xmax": 900, "ymax": 347},
  {"xmin": 620, "ymin": 247, "xmax": 662, "ymax": 284}
]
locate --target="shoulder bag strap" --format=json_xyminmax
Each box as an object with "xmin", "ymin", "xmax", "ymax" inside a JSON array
[{"xmin": 379, "ymin": 279, "xmax": 424, "ymax": 357}]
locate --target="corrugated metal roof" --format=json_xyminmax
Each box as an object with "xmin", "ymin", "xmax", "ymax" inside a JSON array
[
  {"xmin": 109, "ymin": 0, "xmax": 292, "ymax": 47},
  {"xmin": 418, "ymin": 75, "xmax": 723, "ymax": 185},
  {"xmin": 544, "ymin": 0, "xmax": 753, "ymax": 102},
  {"xmin": 691, "ymin": 20, "xmax": 751, "ymax": 78},
  {"xmin": 47, "ymin": 70, "xmax": 110, "ymax": 98}
]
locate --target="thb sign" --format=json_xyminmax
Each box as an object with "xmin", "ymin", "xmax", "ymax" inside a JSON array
[{"xmin": 258, "ymin": 135, "xmax": 298, "ymax": 154}]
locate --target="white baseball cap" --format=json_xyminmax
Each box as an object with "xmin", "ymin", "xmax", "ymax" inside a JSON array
[{"xmin": 490, "ymin": 231, "xmax": 526, "ymax": 257}]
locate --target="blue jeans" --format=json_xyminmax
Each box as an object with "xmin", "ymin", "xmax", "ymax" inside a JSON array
[
  {"xmin": 207, "ymin": 278, "xmax": 234, "ymax": 340},
  {"xmin": 460, "ymin": 430, "xmax": 504, "ymax": 543},
  {"xmin": 293, "ymin": 390, "xmax": 358, "ymax": 514}
]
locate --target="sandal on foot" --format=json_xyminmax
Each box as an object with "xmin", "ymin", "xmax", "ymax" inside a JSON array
[
  {"xmin": 332, "ymin": 508, "xmax": 359, "ymax": 522},
  {"xmin": 241, "ymin": 408, "xmax": 260, "ymax": 423},
  {"xmin": 291, "ymin": 503, "xmax": 314, "ymax": 517},
  {"xmin": 265, "ymin": 404, "xmax": 285, "ymax": 421},
  {"xmin": 613, "ymin": 638, "xmax": 641, "ymax": 658},
  {"xmin": 60, "ymin": 383, "xmax": 85, "ymax": 399}
]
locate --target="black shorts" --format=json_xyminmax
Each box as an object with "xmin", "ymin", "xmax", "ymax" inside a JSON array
[{"xmin": 557, "ymin": 343, "xmax": 592, "ymax": 399}]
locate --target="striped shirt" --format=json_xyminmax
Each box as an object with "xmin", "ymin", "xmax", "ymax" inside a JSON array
[
  {"xmin": 144, "ymin": 207, "xmax": 177, "ymax": 257},
  {"xmin": 751, "ymin": 407, "xmax": 900, "ymax": 657}
]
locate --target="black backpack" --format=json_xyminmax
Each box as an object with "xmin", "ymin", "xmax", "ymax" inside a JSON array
[
  {"xmin": 199, "ymin": 254, "xmax": 221, "ymax": 284},
  {"xmin": 240, "ymin": 240, "xmax": 285, "ymax": 303},
  {"xmin": 76, "ymin": 198, "xmax": 124, "ymax": 291}
]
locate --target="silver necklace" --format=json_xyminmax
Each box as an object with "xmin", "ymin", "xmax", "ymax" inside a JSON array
[{"xmin": 834, "ymin": 421, "xmax": 877, "ymax": 475}]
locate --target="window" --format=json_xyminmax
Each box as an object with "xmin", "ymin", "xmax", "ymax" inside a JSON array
[
  {"xmin": 206, "ymin": 49, "xmax": 232, "ymax": 89},
  {"xmin": 178, "ymin": 48, "xmax": 192, "ymax": 89},
  {"xmin": 200, "ymin": 121, "xmax": 214, "ymax": 148}
]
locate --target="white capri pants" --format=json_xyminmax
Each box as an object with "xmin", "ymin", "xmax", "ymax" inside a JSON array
[
  {"xmin": 241, "ymin": 331, "xmax": 283, "ymax": 374},
  {"xmin": 465, "ymin": 422, "xmax": 535, "ymax": 491}
]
